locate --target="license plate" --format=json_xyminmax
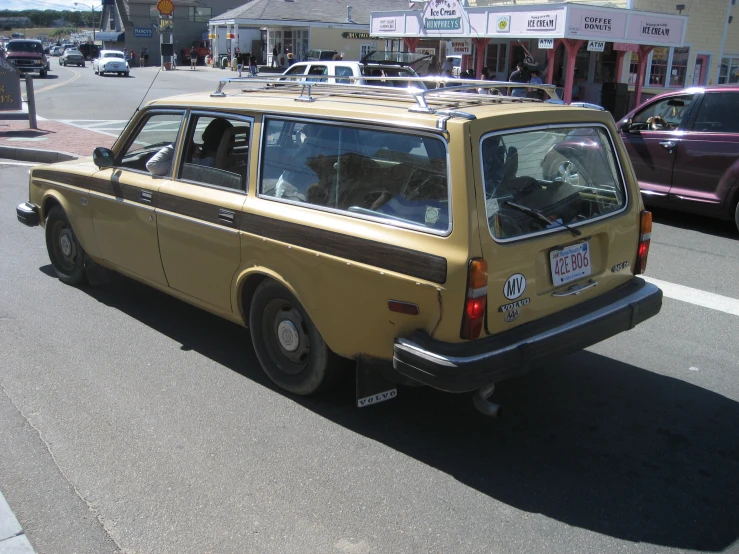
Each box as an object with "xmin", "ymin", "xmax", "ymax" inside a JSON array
[{"xmin": 550, "ymin": 241, "xmax": 591, "ymax": 286}]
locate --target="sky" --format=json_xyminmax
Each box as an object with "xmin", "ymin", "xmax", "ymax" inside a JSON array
[{"xmin": 2, "ymin": 0, "xmax": 93, "ymax": 11}]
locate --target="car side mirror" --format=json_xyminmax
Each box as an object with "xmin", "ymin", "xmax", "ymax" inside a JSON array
[
  {"xmin": 93, "ymin": 147, "xmax": 115, "ymax": 168},
  {"xmin": 620, "ymin": 119, "xmax": 636, "ymax": 133}
]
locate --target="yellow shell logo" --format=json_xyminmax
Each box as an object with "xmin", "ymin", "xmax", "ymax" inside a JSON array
[
  {"xmin": 498, "ymin": 19, "xmax": 508, "ymax": 30},
  {"xmin": 156, "ymin": 0, "xmax": 174, "ymax": 16}
]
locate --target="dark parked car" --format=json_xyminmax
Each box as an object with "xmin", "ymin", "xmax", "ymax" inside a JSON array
[{"xmin": 618, "ymin": 85, "xmax": 739, "ymax": 231}]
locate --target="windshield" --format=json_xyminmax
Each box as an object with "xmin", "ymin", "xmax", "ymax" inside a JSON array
[
  {"xmin": 481, "ymin": 125, "xmax": 627, "ymax": 241},
  {"xmin": 104, "ymin": 53, "xmax": 125, "ymax": 59},
  {"xmin": 7, "ymin": 42, "xmax": 43, "ymax": 53}
]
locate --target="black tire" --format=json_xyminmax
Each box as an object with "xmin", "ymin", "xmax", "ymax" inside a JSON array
[
  {"xmin": 39, "ymin": 67, "xmax": 47, "ymax": 78},
  {"xmin": 45, "ymin": 206, "xmax": 86, "ymax": 286},
  {"xmin": 249, "ymin": 280, "xmax": 341, "ymax": 395},
  {"xmin": 81, "ymin": 62, "xmax": 85, "ymax": 67},
  {"xmin": 734, "ymin": 200, "xmax": 739, "ymax": 234}
]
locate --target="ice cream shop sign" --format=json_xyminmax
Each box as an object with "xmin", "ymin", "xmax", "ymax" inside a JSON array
[{"xmin": 423, "ymin": 0, "xmax": 464, "ymax": 32}]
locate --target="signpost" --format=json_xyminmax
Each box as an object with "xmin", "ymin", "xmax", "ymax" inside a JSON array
[
  {"xmin": 156, "ymin": 0, "xmax": 174, "ymax": 69},
  {"xmin": 0, "ymin": 57, "xmax": 36, "ymax": 129}
]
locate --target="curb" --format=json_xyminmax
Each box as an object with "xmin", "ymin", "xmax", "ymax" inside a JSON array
[
  {"xmin": 0, "ymin": 146, "xmax": 79, "ymax": 164},
  {"xmin": 0, "ymin": 490, "xmax": 36, "ymax": 553}
]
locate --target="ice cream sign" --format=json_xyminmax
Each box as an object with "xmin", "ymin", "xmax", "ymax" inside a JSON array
[
  {"xmin": 423, "ymin": 0, "xmax": 464, "ymax": 31},
  {"xmin": 526, "ymin": 13, "xmax": 557, "ymax": 32}
]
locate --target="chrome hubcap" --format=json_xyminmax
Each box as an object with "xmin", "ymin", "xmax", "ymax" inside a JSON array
[
  {"xmin": 556, "ymin": 161, "xmax": 580, "ymax": 186},
  {"xmin": 277, "ymin": 320, "xmax": 300, "ymax": 352},
  {"xmin": 59, "ymin": 230, "xmax": 75, "ymax": 259}
]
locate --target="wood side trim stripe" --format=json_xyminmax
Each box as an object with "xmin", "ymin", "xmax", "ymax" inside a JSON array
[
  {"xmin": 239, "ymin": 214, "xmax": 447, "ymax": 284},
  {"xmin": 157, "ymin": 193, "xmax": 237, "ymax": 228}
]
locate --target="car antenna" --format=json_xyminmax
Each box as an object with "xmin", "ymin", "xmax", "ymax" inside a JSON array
[{"xmin": 117, "ymin": 64, "xmax": 164, "ymax": 141}]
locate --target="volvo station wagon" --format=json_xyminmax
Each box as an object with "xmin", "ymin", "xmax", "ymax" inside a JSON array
[{"xmin": 16, "ymin": 77, "xmax": 662, "ymax": 415}]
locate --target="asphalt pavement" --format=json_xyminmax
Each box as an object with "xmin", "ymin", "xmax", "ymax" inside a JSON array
[{"xmin": 1, "ymin": 62, "xmax": 739, "ymax": 553}]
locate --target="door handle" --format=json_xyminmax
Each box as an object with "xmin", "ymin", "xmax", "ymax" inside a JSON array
[
  {"xmin": 140, "ymin": 190, "xmax": 153, "ymax": 203},
  {"xmin": 659, "ymin": 140, "xmax": 676, "ymax": 150},
  {"xmin": 218, "ymin": 209, "xmax": 235, "ymax": 224}
]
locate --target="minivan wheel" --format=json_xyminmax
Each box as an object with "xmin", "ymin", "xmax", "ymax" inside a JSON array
[
  {"xmin": 45, "ymin": 206, "xmax": 87, "ymax": 286},
  {"xmin": 249, "ymin": 280, "xmax": 341, "ymax": 395},
  {"xmin": 734, "ymin": 201, "xmax": 739, "ymax": 233}
]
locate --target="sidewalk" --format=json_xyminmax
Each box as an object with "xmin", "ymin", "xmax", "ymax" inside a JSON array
[
  {"xmin": 0, "ymin": 490, "xmax": 35, "ymax": 553},
  {"xmin": 0, "ymin": 119, "xmax": 114, "ymax": 163}
]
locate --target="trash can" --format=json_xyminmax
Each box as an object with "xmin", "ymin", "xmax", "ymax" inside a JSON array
[{"xmin": 601, "ymin": 82, "xmax": 629, "ymax": 120}]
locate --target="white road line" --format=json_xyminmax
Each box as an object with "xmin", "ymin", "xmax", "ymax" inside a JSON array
[{"xmin": 642, "ymin": 276, "xmax": 739, "ymax": 317}]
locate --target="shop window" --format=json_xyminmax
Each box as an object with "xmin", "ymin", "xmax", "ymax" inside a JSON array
[
  {"xmin": 649, "ymin": 47, "xmax": 669, "ymax": 86},
  {"xmin": 669, "ymin": 47, "xmax": 689, "ymax": 87},
  {"xmin": 485, "ymin": 43, "xmax": 506, "ymax": 76},
  {"xmin": 149, "ymin": 5, "xmax": 159, "ymax": 21},
  {"xmin": 575, "ymin": 42, "xmax": 589, "ymax": 81},
  {"xmin": 188, "ymin": 7, "xmax": 211, "ymax": 22},
  {"xmin": 628, "ymin": 51, "xmax": 640, "ymax": 85},
  {"xmin": 718, "ymin": 56, "xmax": 739, "ymax": 84}
]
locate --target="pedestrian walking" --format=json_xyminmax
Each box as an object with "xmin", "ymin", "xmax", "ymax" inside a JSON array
[
  {"xmin": 271, "ymin": 45, "xmax": 278, "ymax": 67},
  {"xmin": 441, "ymin": 57, "xmax": 454, "ymax": 77},
  {"xmin": 190, "ymin": 46, "xmax": 197, "ymax": 69},
  {"xmin": 143, "ymin": 47, "xmax": 149, "ymax": 67},
  {"xmin": 130, "ymin": 50, "xmax": 135, "ymax": 67},
  {"xmin": 286, "ymin": 52, "xmax": 294, "ymax": 66},
  {"xmin": 509, "ymin": 62, "xmax": 527, "ymax": 97},
  {"xmin": 237, "ymin": 51, "xmax": 244, "ymax": 77},
  {"xmin": 249, "ymin": 52, "xmax": 257, "ymax": 76},
  {"xmin": 139, "ymin": 48, "xmax": 145, "ymax": 67},
  {"xmin": 172, "ymin": 51, "xmax": 177, "ymax": 70}
]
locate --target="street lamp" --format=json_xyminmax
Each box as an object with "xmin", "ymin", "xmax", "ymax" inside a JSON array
[{"xmin": 74, "ymin": 2, "xmax": 100, "ymax": 42}]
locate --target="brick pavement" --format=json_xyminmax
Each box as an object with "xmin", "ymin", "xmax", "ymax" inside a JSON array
[{"xmin": 0, "ymin": 118, "xmax": 115, "ymax": 160}]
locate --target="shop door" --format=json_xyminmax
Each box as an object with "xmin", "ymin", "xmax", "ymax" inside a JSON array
[{"xmin": 693, "ymin": 55, "xmax": 709, "ymax": 86}]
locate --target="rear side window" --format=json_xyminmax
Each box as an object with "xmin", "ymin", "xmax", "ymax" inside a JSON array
[
  {"xmin": 692, "ymin": 93, "xmax": 739, "ymax": 133},
  {"xmin": 260, "ymin": 120, "xmax": 450, "ymax": 232},
  {"xmin": 336, "ymin": 66, "xmax": 354, "ymax": 83},
  {"xmin": 482, "ymin": 125, "xmax": 626, "ymax": 241}
]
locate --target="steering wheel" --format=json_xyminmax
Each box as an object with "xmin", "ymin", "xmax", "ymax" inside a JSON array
[{"xmin": 647, "ymin": 115, "xmax": 668, "ymax": 130}]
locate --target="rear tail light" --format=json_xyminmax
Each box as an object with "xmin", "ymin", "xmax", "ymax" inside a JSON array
[
  {"xmin": 634, "ymin": 210, "xmax": 652, "ymax": 274},
  {"xmin": 461, "ymin": 258, "xmax": 488, "ymax": 340}
]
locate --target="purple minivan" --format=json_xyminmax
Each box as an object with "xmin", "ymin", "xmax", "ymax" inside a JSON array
[{"xmin": 618, "ymin": 85, "xmax": 739, "ymax": 231}]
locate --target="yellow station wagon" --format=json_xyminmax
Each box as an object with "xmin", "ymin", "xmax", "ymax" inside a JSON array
[{"xmin": 16, "ymin": 77, "xmax": 662, "ymax": 415}]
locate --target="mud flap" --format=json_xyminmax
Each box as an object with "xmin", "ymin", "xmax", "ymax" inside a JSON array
[
  {"xmin": 356, "ymin": 358, "xmax": 398, "ymax": 408},
  {"xmin": 84, "ymin": 255, "xmax": 110, "ymax": 286}
]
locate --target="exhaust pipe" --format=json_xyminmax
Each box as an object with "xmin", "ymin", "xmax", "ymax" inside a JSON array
[{"xmin": 473, "ymin": 383, "xmax": 502, "ymax": 417}]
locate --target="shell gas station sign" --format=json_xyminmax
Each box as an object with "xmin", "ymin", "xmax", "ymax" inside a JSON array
[{"xmin": 156, "ymin": 0, "xmax": 174, "ymax": 16}]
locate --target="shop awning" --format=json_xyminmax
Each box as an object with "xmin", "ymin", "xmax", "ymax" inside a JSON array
[
  {"xmin": 370, "ymin": 2, "xmax": 688, "ymax": 48},
  {"xmin": 96, "ymin": 31, "xmax": 125, "ymax": 42}
]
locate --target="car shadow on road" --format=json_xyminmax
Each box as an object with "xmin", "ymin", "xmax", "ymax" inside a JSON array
[
  {"xmin": 32, "ymin": 74, "xmax": 59, "ymax": 80},
  {"xmin": 651, "ymin": 206, "xmax": 737, "ymax": 239},
  {"xmin": 51, "ymin": 267, "xmax": 739, "ymax": 552}
]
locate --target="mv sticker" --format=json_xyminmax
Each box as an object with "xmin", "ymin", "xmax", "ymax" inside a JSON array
[
  {"xmin": 357, "ymin": 389, "xmax": 397, "ymax": 408},
  {"xmin": 503, "ymin": 273, "xmax": 526, "ymax": 300}
]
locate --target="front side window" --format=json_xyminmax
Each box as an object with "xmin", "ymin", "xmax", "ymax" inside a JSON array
[
  {"xmin": 176, "ymin": 114, "xmax": 251, "ymax": 191},
  {"xmin": 118, "ymin": 112, "xmax": 184, "ymax": 174},
  {"xmin": 632, "ymin": 94, "xmax": 695, "ymax": 131},
  {"xmin": 692, "ymin": 93, "xmax": 739, "ymax": 134},
  {"xmin": 307, "ymin": 65, "xmax": 328, "ymax": 81},
  {"xmin": 482, "ymin": 126, "xmax": 626, "ymax": 241},
  {"xmin": 335, "ymin": 66, "xmax": 354, "ymax": 84},
  {"xmin": 260, "ymin": 120, "xmax": 449, "ymax": 232},
  {"xmin": 360, "ymin": 66, "xmax": 417, "ymax": 87}
]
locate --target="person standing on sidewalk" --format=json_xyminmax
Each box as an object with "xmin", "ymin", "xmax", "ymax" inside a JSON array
[
  {"xmin": 129, "ymin": 50, "xmax": 135, "ymax": 67},
  {"xmin": 143, "ymin": 47, "xmax": 149, "ymax": 67},
  {"xmin": 190, "ymin": 46, "xmax": 197, "ymax": 69},
  {"xmin": 171, "ymin": 51, "xmax": 177, "ymax": 70},
  {"xmin": 140, "ymin": 48, "xmax": 145, "ymax": 67},
  {"xmin": 271, "ymin": 45, "xmax": 278, "ymax": 67},
  {"xmin": 249, "ymin": 52, "xmax": 257, "ymax": 76}
]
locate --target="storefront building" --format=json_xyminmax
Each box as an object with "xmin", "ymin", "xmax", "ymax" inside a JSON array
[
  {"xmin": 372, "ymin": 0, "xmax": 735, "ymax": 111},
  {"xmin": 207, "ymin": 0, "xmax": 411, "ymax": 68}
]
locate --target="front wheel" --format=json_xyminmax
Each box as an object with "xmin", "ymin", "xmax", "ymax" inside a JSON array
[
  {"xmin": 124, "ymin": 71, "xmax": 130, "ymax": 77},
  {"xmin": 249, "ymin": 280, "xmax": 341, "ymax": 395},
  {"xmin": 45, "ymin": 206, "xmax": 87, "ymax": 286},
  {"xmin": 39, "ymin": 67, "xmax": 47, "ymax": 78},
  {"xmin": 734, "ymin": 201, "xmax": 739, "ymax": 234},
  {"xmin": 81, "ymin": 62, "xmax": 85, "ymax": 67}
]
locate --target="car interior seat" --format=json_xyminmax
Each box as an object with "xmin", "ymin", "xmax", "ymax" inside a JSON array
[{"xmin": 215, "ymin": 126, "xmax": 250, "ymax": 185}]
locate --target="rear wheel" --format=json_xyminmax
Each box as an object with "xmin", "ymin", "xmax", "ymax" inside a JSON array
[
  {"xmin": 39, "ymin": 67, "xmax": 47, "ymax": 78},
  {"xmin": 249, "ymin": 280, "xmax": 341, "ymax": 395},
  {"xmin": 734, "ymin": 201, "xmax": 739, "ymax": 233},
  {"xmin": 45, "ymin": 206, "xmax": 87, "ymax": 286}
]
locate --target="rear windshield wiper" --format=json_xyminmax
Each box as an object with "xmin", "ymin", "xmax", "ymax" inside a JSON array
[{"xmin": 504, "ymin": 200, "xmax": 581, "ymax": 237}]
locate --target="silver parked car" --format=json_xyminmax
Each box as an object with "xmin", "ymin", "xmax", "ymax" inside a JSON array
[{"xmin": 60, "ymin": 49, "xmax": 85, "ymax": 67}]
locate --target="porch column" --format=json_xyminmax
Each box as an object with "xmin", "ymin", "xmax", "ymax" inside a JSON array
[
  {"xmin": 546, "ymin": 39, "xmax": 562, "ymax": 85},
  {"xmin": 615, "ymin": 49, "xmax": 626, "ymax": 82},
  {"xmin": 403, "ymin": 37, "xmax": 420, "ymax": 53},
  {"xmin": 472, "ymin": 37, "xmax": 490, "ymax": 79},
  {"xmin": 634, "ymin": 45, "xmax": 655, "ymax": 107},
  {"xmin": 562, "ymin": 39, "xmax": 584, "ymax": 103}
]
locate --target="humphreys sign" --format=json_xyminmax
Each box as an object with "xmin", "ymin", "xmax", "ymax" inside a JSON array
[
  {"xmin": 0, "ymin": 58, "xmax": 22, "ymax": 112},
  {"xmin": 423, "ymin": 0, "xmax": 465, "ymax": 32}
]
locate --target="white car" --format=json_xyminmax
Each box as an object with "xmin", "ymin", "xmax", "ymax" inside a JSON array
[
  {"xmin": 93, "ymin": 50, "xmax": 130, "ymax": 77},
  {"xmin": 281, "ymin": 60, "xmax": 425, "ymax": 89}
]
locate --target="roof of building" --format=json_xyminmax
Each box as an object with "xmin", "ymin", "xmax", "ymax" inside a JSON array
[{"xmin": 212, "ymin": 0, "xmax": 412, "ymax": 25}]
